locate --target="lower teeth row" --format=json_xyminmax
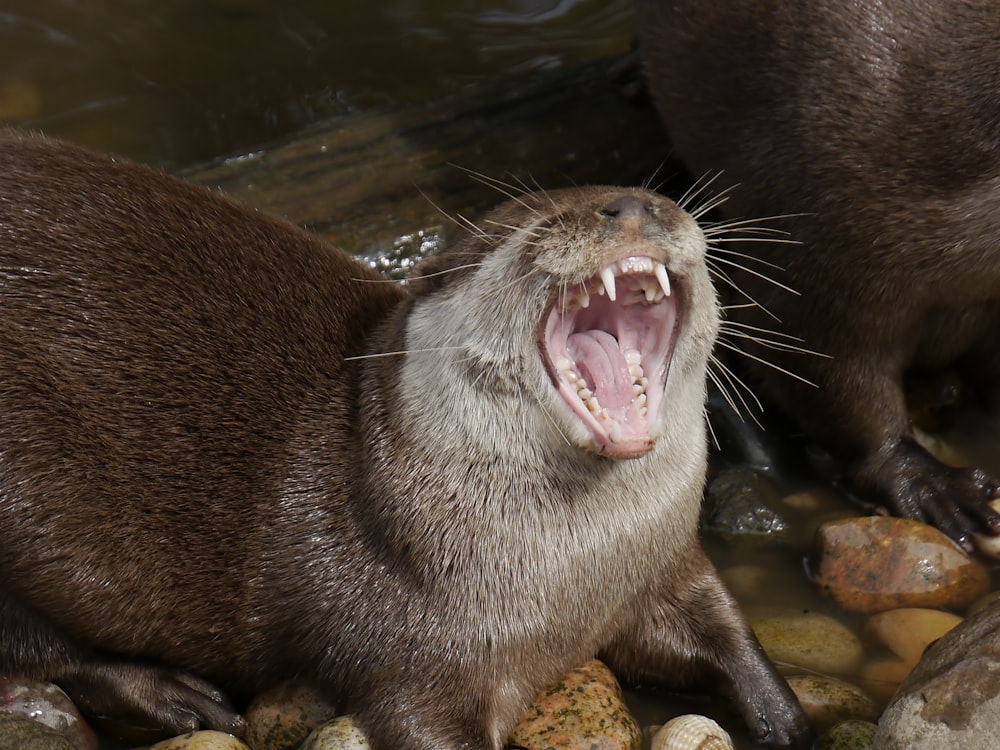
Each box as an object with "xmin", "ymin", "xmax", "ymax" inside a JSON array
[{"xmin": 562, "ymin": 349, "xmax": 649, "ymax": 420}]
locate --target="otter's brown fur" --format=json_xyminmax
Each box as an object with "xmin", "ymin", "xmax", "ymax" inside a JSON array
[
  {"xmin": 0, "ymin": 130, "xmax": 808, "ymax": 748},
  {"xmin": 636, "ymin": 0, "xmax": 1000, "ymax": 545}
]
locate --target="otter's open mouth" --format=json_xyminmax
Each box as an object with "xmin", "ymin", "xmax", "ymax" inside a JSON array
[{"xmin": 541, "ymin": 255, "xmax": 677, "ymax": 458}]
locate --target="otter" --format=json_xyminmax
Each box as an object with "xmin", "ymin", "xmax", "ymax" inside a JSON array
[
  {"xmin": 635, "ymin": 0, "xmax": 1000, "ymax": 547},
  {"xmin": 0, "ymin": 130, "xmax": 809, "ymax": 748}
]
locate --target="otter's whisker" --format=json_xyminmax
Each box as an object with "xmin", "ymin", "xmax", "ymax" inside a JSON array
[
  {"xmin": 343, "ymin": 346, "xmax": 467, "ymax": 362},
  {"xmin": 717, "ymin": 340, "xmax": 818, "ymax": 386},
  {"xmin": 708, "ymin": 254, "xmax": 801, "ymax": 296},
  {"xmin": 709, "ymin": 354, "xmax": 765, "ymax": 425}
]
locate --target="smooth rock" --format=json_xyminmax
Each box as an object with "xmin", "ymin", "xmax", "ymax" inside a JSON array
[
  {"xmin": 0, "ymin": 715, "xmax": 75, "ymax": 750},
  {"xmin": 701, "ymin": 466, "xmax": 790, "ymax": 537},
  {"xmin": 785, "ymin": 675, "xmax": 879, "ymax": 734},
  {"xmin": 299, "ymin": 716, "xmax": 371, "ymax": 750},
  {"xmin": 718, "ymin": 564, "xmax": 768, "ymax": 599},
  {"xmin": 147, "ymin": 731, "xmax": 251, "ymax": 750},
  {"xmin": 857, "ymin": 657, "xmax": 912, "ymax": 705},
  {"xmin": 874, "ymin": 601, "xmax": 1000, "ymax": 749},
  {"xmin": 509, "ymin": 660, "xmax": 641, "ymax": 750},
  {"xmin": 0, "ymin": 679, "xmax": 98, "ymax": 750},
  {"xmin": 245, "ymin": 681, "xmax": 338, "ymax": 750},
  {"xmin": 812, "ymin": 516, "xmax": 990, "ymax": 613},
  {"xmin": 814, "ymin": 720, "xmax": 876, "ymax": 750},
  {"xmin": 862, "ymin": 608, "xmax": 962, "ymax": 668},
  {"xmin": 749, "ymin": 608, "xmax": 864, "ymax": 675}
]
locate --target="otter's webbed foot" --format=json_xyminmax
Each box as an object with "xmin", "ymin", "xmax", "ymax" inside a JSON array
[
  {"xmin": 852, "ymin": 437, "xmax": 1000, "ymax": 550},
  {"xmin": 59, "ymin": 660, "xmax": 245, "ymax": 737}
]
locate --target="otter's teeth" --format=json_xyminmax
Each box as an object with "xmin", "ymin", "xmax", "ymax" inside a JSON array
[
  {"xmin": 599, "ymin": 266, "xmax": 617, "ymax": 302},
  {"xmin": 654, "ymin": 262, "xmax": 671, "ymax": 298}
]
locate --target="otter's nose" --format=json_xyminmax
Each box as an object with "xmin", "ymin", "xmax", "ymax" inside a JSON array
[{"xmin": 599, "ymin": 195, "xmax": 654, "ymax": 220}]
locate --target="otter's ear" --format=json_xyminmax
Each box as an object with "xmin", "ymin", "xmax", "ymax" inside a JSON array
[{"xmin": 406, "ymin": 250, "xmax": 485, "ymax": 297}]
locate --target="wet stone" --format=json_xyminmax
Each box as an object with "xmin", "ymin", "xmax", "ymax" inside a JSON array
[
  {"xmin": 812, "ymin": 516, "xmax": 990, "ymax": 613},
  {"xmin": 701, "ymin": 466, "xmax": 790, "ymax": 537},
  {"xmin": 749, "ymin": 607, "xmax": 864, "ymax": 676},
  {"xmin": 862, "ymin": 607, "xmax": 962, "ymax": 668},
  {"xmin": 245, "ymin": 681, "xmax": 338, "ymax": 750},
  {"xmin": 147, "ymin": 730, "xmax": 252, "ymax": 750},
  {"xmin": 0, "ymin": 679, "xmax": 98, "ymax": 750},
  {"xmin": 299, "ymin": 716, "xmax": 371, "ymax": 749},
  {"xmin": 509, "ymin": 660, "xmax": 641, "ymax": 750},
  {"xmin": 785, "ymin": 675, "xmax": 879, "ymax": 734},
  {"xmin": 0, "ymin": 714, "xmax": 75, "ymax": 750},
  {"xmin": 874, "ymin": 600, "xmax": 1000, "ymax": 749},
  {"xmin": 814, "ymin": 720, "xmax": 876, "ymax": 750}
]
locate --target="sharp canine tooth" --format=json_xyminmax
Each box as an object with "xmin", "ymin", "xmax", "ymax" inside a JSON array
[
  {"xmin": 599, "ymin": 267, "xmax": 617, "ymax": 301},
  {"xmin": 655, "ymin": 263, "xmax": 671, "ymax": 297}
]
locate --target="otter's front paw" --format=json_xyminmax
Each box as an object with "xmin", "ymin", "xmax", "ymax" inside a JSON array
[
  {"xmin": 852, "ymin": 437, "xmax": 1000, "ymax": 550},
  {"xmin": 59, "ymin": 660, "xmax": 245, "ymax": 736}
]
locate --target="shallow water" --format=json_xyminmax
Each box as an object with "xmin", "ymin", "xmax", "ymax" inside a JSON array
[
  {"xmin": 4, "ymin": 2, "xmax": 1000, "ymax": 749},
  {"xmin": 0, "ymin": 0, "xmax": 633, "ymax": 167}
]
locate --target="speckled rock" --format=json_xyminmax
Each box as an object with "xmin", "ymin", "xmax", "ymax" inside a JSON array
[
  {"xmin": 701, "ymin": 466, "xmax": 790, "ymax": 537},
  {"xmin": 785, "ymin": 675, "xmax": 879, "ymax": 734},
  {"xmin": 749, "ymin": 608, "xmax": 864, "ymax": 675},
  {"xmin": 874, "ymin": 601, "xmax": 1000, "ymax": 749},
  {"xmin": 814, "ymin": 720, "xmax": 876, "ymax": 749},
  {"xmin": 245, "ymin": 681, "xmax": 337, "ymax": 750},
  {"xmin": 812, "ymin": 517, "xmax": 990, "ymax": 613},
  {"xmin": 0, "ymin": 714, "xmax": 75, "ymax": 750},
  {"xmin": 299, "ymin": 716, "xmax": 371, "ymax": 749},
  {"xmin": 146, "ymin": 730, "xmax": 251, "ymax": 750},
  {"xmin": 509, "ymin": 660, "xmax": 641, "ymax": 750},
  {"xmin": 0, "ymin": 679, "xmax": 97, "ymax": 750}
]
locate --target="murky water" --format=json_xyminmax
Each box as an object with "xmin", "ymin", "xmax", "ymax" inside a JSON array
[{"xmin": 0, "ymin": 0, "xmax": 633, "ymax": 167}]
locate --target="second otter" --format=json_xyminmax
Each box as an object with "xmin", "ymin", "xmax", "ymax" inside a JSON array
[
  {"xmin": 637, "ymin": 0, "xmax": 1000, "ymax": 546},
  {"xmin": 0, "ymin": 131, "xmax": 808, "ymax": 748}
]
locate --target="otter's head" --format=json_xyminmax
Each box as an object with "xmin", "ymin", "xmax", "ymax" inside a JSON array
[{"xmin": 400, "ymin": 186, "xmax": 719, "ymax": 461}]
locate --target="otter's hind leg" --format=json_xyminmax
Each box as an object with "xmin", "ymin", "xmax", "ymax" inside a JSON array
[
  {"xmin": 0, "ymin": 594, "xmax": 245, "ymax": 736},
  {"xmin": 600, "ymin": 550, "xmax": 810, "ymax": 747}
]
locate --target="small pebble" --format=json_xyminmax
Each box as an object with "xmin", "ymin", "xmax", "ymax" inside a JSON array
[
  {"xmin": 785, "ymin": 675, "xmax": 879, "ymax": 734},
  {"xmin": 509, "ymin": 660, "xmax": 641, "ymax": 750},
  {"xmin": 812, "ymin": 516, "xmax": 990, "ymax": 613},
  {"xmin": 245, "ymin": 681, "xmax": 337, "ymax": 750},
  {"xmin": 718, "ymin": 565, "xmax": 768, "ymax": 598},
  {"xmin": 749, "ymin": 607, "xmax": 863, "ymax": 675},
  {"xmin": 857, "ymin": 657, "xmax": 911, "ymax": 705},
  {"xmin": 862, "ymin": 608, "xmax": 962, "ymax": 667},
  {"xmin": 299, "ymin": 716, "xmax": 371, "ymax": 750},
  {"xmin": 0, "ymin": 714, "xmax": 75, "ymax": 750},
  {"xmin": 814, "ymin": 719, "xmax": 877, "ymax": 749},
  {"xmin": 0, "ymin": 679, "xmax": 98, "ymax": 750},
  {"xmin": 147, "ymin": 730, "xmax": 251, "ymax": 750}
]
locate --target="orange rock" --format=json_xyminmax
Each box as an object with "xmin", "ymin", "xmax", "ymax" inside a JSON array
[
  {"xmin": 812, "ymin": 517, "xmax": 990, "ymax": 613},
  {"xmin": 509, "ymin": 660, "xmax": 641, "ymax": 750}
]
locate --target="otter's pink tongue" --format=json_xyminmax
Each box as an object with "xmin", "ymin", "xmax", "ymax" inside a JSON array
[{"xmin": 567, "ymin": 330, "xmax": 633, "ymax": 409}]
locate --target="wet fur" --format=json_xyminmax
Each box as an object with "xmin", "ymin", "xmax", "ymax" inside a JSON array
[
  {"xmin": 636, "ymin": 0, "xmax": 1000, "ymax": 544},
  {"xmin": 0, "ymin": 130, "xmax": 808, "ymax": 747}
]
